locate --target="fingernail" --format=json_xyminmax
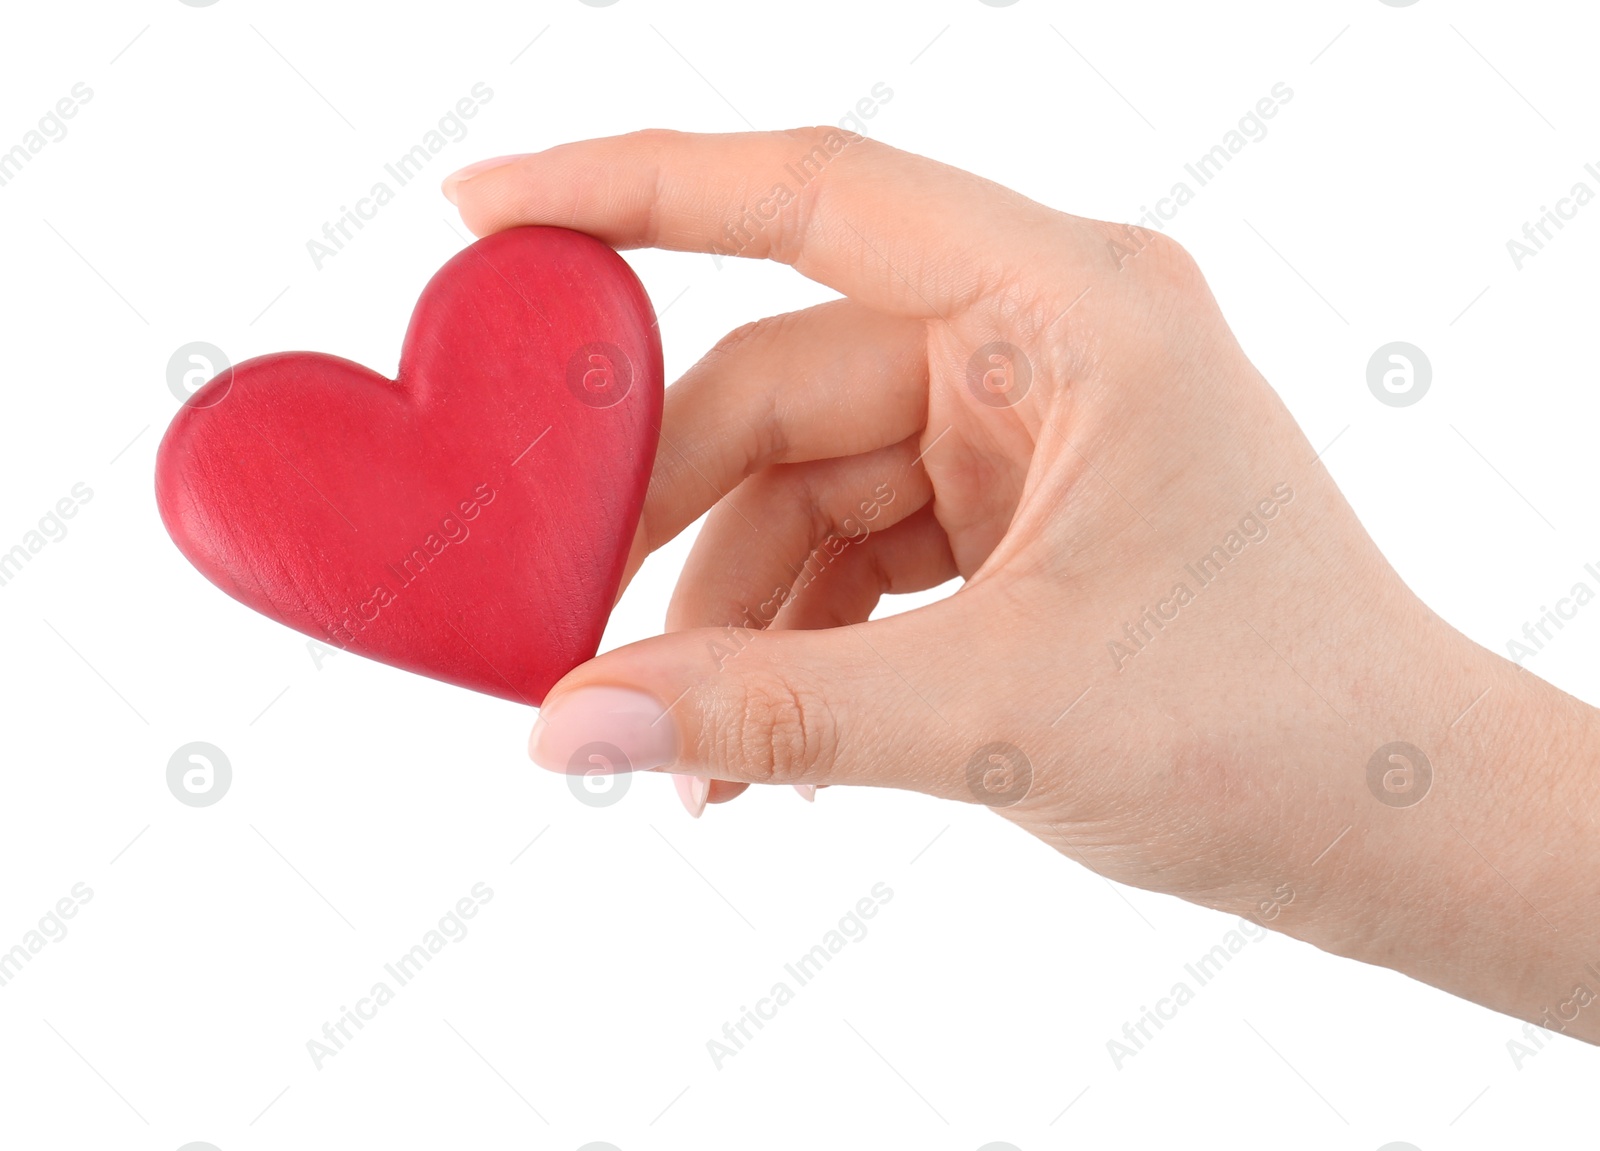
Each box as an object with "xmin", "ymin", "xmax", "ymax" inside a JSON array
[
  {"xmin": 793, "ymin": 784, "xmax": 816, "ymax": 802},
  {"xmin": 528, "ymin": 686, "xmax": 677, "ymax": 773},
  {"xmin": 674, "ymin": 774, "xmax": 709, "ymax": 819},
  {"xmin": 441, "ymin": 153, "xmax": 530, "ymax": 203}
]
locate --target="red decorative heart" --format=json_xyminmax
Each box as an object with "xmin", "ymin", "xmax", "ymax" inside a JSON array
[{"xmin": 156, "ymin": 226, "xmax": 662, "ymax": 706}]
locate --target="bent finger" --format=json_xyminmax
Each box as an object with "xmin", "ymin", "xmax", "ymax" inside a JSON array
[
  {"xmin": 772, "ymin": 504, "xmax": 959, "ymax": 631},
  {"xmin": 666, "ymin": 437, "xmax": 933, "ymax": 633},
  {"xmin": 634, "ymin": 298, "xmax": 928, "ymax": 576}
]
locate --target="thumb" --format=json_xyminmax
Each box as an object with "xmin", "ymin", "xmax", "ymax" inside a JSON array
[{"xmin": 527, "ymin": 617, "xmax": 985, "ymax": 799}]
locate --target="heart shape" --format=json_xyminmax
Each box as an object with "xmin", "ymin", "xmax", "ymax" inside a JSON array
[{"xmin": 155, "ymin": 226, "xmax": 662, "ymax": 706}]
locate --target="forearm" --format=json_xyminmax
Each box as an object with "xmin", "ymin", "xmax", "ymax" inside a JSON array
[{"xmin": 1284, "ymin": 623, "xmax": 1600, "ymax": 1040}]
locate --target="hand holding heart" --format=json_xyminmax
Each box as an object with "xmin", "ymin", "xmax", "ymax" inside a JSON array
[{"xmin": 448, "ymin": 129, "xmax": 1600, "ymax": 1042}]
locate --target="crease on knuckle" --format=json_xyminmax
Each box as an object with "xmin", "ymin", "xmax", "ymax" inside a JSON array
[
  {"xmin": 701, "ymin": 316, "xmax": 793, "ymax": 472},
  {"xmin": 705, "ymin": 312, "xmax": 789, "ymax": 374},
  {"xmin": 721, "ymin": 674, "xmax": 836, "ymax": 786},
  {"xmin": 1125, "ymin": 228, "xmax": 1205, "ymax": 295},
  {"xmin": 769, "ymin": 127, "xmax": 873, "ymax": 268}
]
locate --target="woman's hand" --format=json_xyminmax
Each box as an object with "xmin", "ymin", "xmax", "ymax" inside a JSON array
[{"xmin": 445, "ymin": 129, "xmax": 1600, "ymax": 1042}]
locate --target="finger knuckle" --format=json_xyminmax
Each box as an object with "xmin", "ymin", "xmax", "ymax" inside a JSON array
[
  {"xmin": 709, "ymin": 314, "xmax": 779, "ymax": 360},
  {"xmin": 1107, "ymin": 224, "xmax": 1206, "ymax": 294},
  {"xmin": 715, "ymin": 673, "xmax": 837, "ymax": 786},
  {"xmin": 1145, "ymin": 232, "xmax": 1205, "ymax": 286},
  {"xmin": 626, "ymin": 127, "xmax": 688, "ymax": 149},
  {"xmin": 786, "ymin": 124, "xmax": 872, "ymax": 155},
  {"xmin": 764, "ymin": 128, "xmax": 882, "ymax": 264}
]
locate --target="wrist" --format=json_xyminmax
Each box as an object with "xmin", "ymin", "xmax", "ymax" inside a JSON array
[{"xmin": 1283, "ymin": 618, "xmax": 1600, "ymax": 1038}]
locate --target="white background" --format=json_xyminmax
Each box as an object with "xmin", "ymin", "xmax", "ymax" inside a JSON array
[{"xmin": 1, "ymin": 1, "xmax": 1597, "ymax": 1148}]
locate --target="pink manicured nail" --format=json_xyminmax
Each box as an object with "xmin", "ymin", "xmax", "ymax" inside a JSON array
[
  {"xmin": 675, "ymin": 774, "xmax": 709, "ymax": 818},
  {"xmin": 528, "ymin": 686, "xmax": 677, "ymax": 773},
  {"xmin": 793, "ymin": 784, "xmax": 816, "ymax": 802},
  {"xmin": 441, "ymin": 153, "xmax": 531, "ymax": 203}
]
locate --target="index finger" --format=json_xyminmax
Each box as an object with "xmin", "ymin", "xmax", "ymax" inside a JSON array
[{"xmin": 445, "ymin": 127, "xmax": 1083, "ymax": 320}]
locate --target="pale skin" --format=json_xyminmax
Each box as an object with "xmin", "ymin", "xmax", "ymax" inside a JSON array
[{"xmin": 443, "ymin": 128, "xmax": 1600, "ymax": 1043}]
